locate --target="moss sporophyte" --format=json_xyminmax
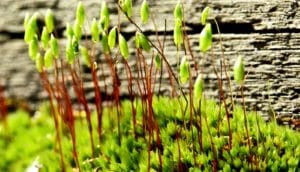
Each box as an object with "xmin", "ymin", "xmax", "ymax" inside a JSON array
[{"xmin": 17, "ymin": 0, "xmax": 300, "ymax": 171}]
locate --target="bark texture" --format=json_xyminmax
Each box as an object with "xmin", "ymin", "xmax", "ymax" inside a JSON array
[{"xmin": 0, "ymin": 0, "xmax": 299, "ymax": 122}]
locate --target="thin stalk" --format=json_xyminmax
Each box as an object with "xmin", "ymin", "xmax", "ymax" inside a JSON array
[
  {"xmin": 124, "ymin": 60, "xmax": 137, "ymax": 139},
  {"xmin": 40, "ymin": 70, "xmax": 65, "ymax": 172},
  {"xmin": 203, "ymin": 99, "xmax": 218, "ymax": 172},
  {"xmin": 117, "ymin": 4, "xmax": 188, "ymax": 114},
  {"xmin": 213, "ymin": 18, "xmax": 234, "ymax": 109},
  {"xmin": 60, "ymin": 59, "xmax": 80, "ymax": 171},
  {"xmin": 69, "ymin": 64, "xmax": 95, "ymax": 157},
  {"xmin": 188, "ymin": 67, "xmax": 197, "ymax": 166},
  {"xmin": 154, "ymin": 121, "xmax": 163, "ymax": 171},
  {"xmin": 181, "ymin": 0, "xmax": 198, "ymax": 72},
  {"xmin": 210, "ymin": 48, "xmax": 232, "ymax": 149},
  {"xmin": 91, "ymin": 43, "xmax": 104, "ymax": 144},
  {"xmin": 241, "ymin": 84, "xmax": 252, "ymax": 166}
]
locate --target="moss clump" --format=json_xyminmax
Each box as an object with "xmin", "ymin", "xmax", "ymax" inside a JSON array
[{"xmin": 0, "ymin": 97, "xmax": 299, "ymax": 171}]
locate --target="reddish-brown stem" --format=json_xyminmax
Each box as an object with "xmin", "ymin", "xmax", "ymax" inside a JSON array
[
  {"xmin": 0, "ymin": 83, "xmax": 8, "ymax": 128},
  {"xmin": 241, "ymin": 84, "xmax": 252, "ymax": 167},
  {"xmin": 154, "ymin": 121, "xmax": 163, "ymax": 171},
  {"xmin": 68, "ymin": 65, "xmax": 95, "ymax": 157},
  {"xmin": 203, "ymin": 100, "xmax": 218, "ymax": 172},
  {"xmin": 90, "ymin": 43, "xmax": 104, "ymax": 144},
  {"xmin": 104, "ymin": 53, "xmax": 121, "ymax": 145},
  {"xmin": 40, "ymin": 70, "xmax": 65, "ymax": 172},
  {"xmin": 59, "ymin": 59, "xmax": 80, "ymax": 171},
  {"xmin": 188, "ymin": 67, "xmax": 197, "ymax": 166},
  {"xmin": 124, "ymin": 61, "xmax": 137, "ymax": 139}
]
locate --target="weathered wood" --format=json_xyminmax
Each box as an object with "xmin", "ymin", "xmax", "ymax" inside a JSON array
[{"xmin": 0, "ymin": 0, "xmax": 299, "ymax": 119}]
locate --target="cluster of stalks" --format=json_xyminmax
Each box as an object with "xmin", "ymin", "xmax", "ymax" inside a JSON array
[{"xmin": 23, "ymin": 0, "xmax": 253, "ymax": 171}]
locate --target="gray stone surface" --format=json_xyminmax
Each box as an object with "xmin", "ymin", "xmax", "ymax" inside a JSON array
[{"xmin": 0, "ymin": 0, "xmax": 299, "ymax": 118}]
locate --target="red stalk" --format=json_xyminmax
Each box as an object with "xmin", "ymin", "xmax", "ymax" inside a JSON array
[
  {"xmin": 124, "ymin": 60, "xmax": 137, "ymax": 139},
  {"xmin": 0, "ymin": 83, "xmax": 8, "ymax": 128}
]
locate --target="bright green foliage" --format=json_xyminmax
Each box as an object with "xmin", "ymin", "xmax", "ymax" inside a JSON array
[
  {"xmin": 179, "ymin": 56, "xmax": 189, "ymax": 84},
  {"xmin": 76, "ymin": 1, "xmax": 85, "ymax": 26},
  {"xmin": 41, "ymin": 27, "xmax": 50, "ymax": 49},
  {"xmin": 233, "ymin": 56, "xmax": 245, "ymax": 84},
  {"xmin": 2, "ymin": 97, "xmax": 300, "ymax": 171},
  {"xmin": 108, "ymin": 26, "xmax": 117, "ymax": 49},
  {"xmin": 80, "ymin": 46, "xmax": 91, "ymax": 67},
  {"xmin": 193, "ymin": 73, "xmax": 204, "ymax": 101},
  {"xmin": 199, "ymin": 23, "xmax": 212, "ymax": 53},
  {"xmin": 101, "ymin": 32, "xmax": 110, "ymax": 54},
  {"xmin": 29, "ymin": 36, "xmax": 39, "ymax": 60},
  {"xmin": 201, "ymin": 7, "xmax": 210, "ymax": 25},
  {"xmin": 173, "ymin": 18, "xmax": 183, "ymax": 47},
  {"xmin": 73, "ymin": 21, "xmax": 82, "ymax": 41},
  {"xmin": 100, "ymin": 2, "xmax": 110, "ymax": 31},
  {"xmin": 91, "ymin": 18, "xmax": 100, "ymax": 42},
  {"xmin": 24, "ymin": 13, "xmax": 38, "ymax": 44},
  {"xmin": 155, "ymin": 54, "xmax": 161, "ymax": 69},
  {"xmin": 140, "ymin": 0, "xmax": 150, "ymax": 24},
  {"xmin": 44, "ymin": 49, "xmax": 54, "ymax": 69},
  {"xmin": 45, "ymin": 9, "xmax": 55, "ymax": 33},
  {"xmin": 50, "ymin": 34, "xmax": 59, "ymax": 58},
  {"xmin": 174, "ymin": 1, "xmax": 183, "ymax": 20},
  {"xmin": 35, "ymin": 53, "xmax": 43, "ymax": 73},
  {"xmin": 119, "ymin": 34, "xmax": 129, "ymax": 60}
]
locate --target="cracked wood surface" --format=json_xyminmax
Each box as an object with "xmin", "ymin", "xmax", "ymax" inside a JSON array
[{"xmin": 0, "ymin": 0, "xmax": 299, "ymax": 121}]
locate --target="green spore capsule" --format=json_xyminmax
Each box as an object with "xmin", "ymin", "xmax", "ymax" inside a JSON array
[
  {"xmin": 72, "ymin": 37, "xmax": 79, "ymax": 54},
  {"xmin": 50, "ymin": 34, "xmax": 59, "ymax": 58},
  {"xmin": 101, "ymin": 32, "xmax": 109, "ymax": 54},
  {"xmin": 66, "ymin": 38, "xmax": 75, "ymax": 64},
  {"xmin": 119, "ymin": 34, "xmax": 129, "ymax": 60},
  {"xmin": 41, "ymin": 27, "xmax": 50, "ymax": 49},
  {"xmin": 73, "ymin": 21, "xmax": 82, "ymax": 41},
  {"xmin": 66, "ymin": 23, "xmax": 74, "ymax": 38},
  {"xmin": 173, "ymin": 18, "xmax": 183, "ymax": 48},
  {"xmin": 108, "ymin": 26, "xmax": 117, "ymax": 49},
  {"xmin": 45, "ymin": 9, "xmax": 55, "ymax": 33},
  {"xmin": 199, "ymin": 23, "xmax": 212, "ymax": 53},
  {"xmin": 124, "ymin": 0, "xmax": 132, "ymax": 17},
  {"xmin": 140, "ymin": 0, "xmax": 149, "ymax": 24},
  {"xmin": 135, "ymin": 32, "xmax": 140, "ymax": 49},
  {"xmin": 100, "ymin": 2, "xmax": 110, "ymax": 30},
  {"xmin": 233, "ymin": 56, "xmax": 245, "ymax": 84},
  {"xmin": 76, "ymin": 1, "xmax": 85, "ymax": 26},
  {"xmin": 179, "ymin": 56, "xmax": 189, "ymax": 84},
  {"xmin": 29, "ymin": 35, "xmax": 39, "ymax": 61},
  {"xmin": 173, "ymin": 1, "xmax": 183, "ymax": 20},
  {"xmin": 193, "ymin": 73, "xmax": 204, "ymax": 101},
  {"xmin": 155, "ymin": 54, "xmax": 161, "ymax": 69},
  {"xmin": 80, "ymin": 46, "xmax": 90, "ymax": 68},
  {"xmin": 44, "ymin": 49, "xmax": 54, "ymax": 69},
  {"xmin": 91, "ymin": 18, "xmax": 99, "ymax": 42},
  {"xmin": 24, "ymin": 13, "xmax": 38, "ymax": 43},
  {"xmin": 35, "ymin": 53, "xmax": 44, "ymax": 73},
  {"xmin": 139, "ymin": 33, "xmax": 151, "ymax": 52},
  {"xmin": 23, "ymin": 13, "xmax": 30, "ymax": 29},
  {"xmin": 201, "ymin": 7, "xmax": 210, "ymax": 25}
]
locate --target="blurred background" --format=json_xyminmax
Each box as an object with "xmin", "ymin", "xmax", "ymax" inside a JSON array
[{"xmin": 0, "ymin": 0, "xmax": 299, "ymax": 121}]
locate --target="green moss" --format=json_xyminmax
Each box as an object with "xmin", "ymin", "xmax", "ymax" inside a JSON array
[{"xmin": 1, "ymin": 96, "xmax": 299, "ymax": 171}]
